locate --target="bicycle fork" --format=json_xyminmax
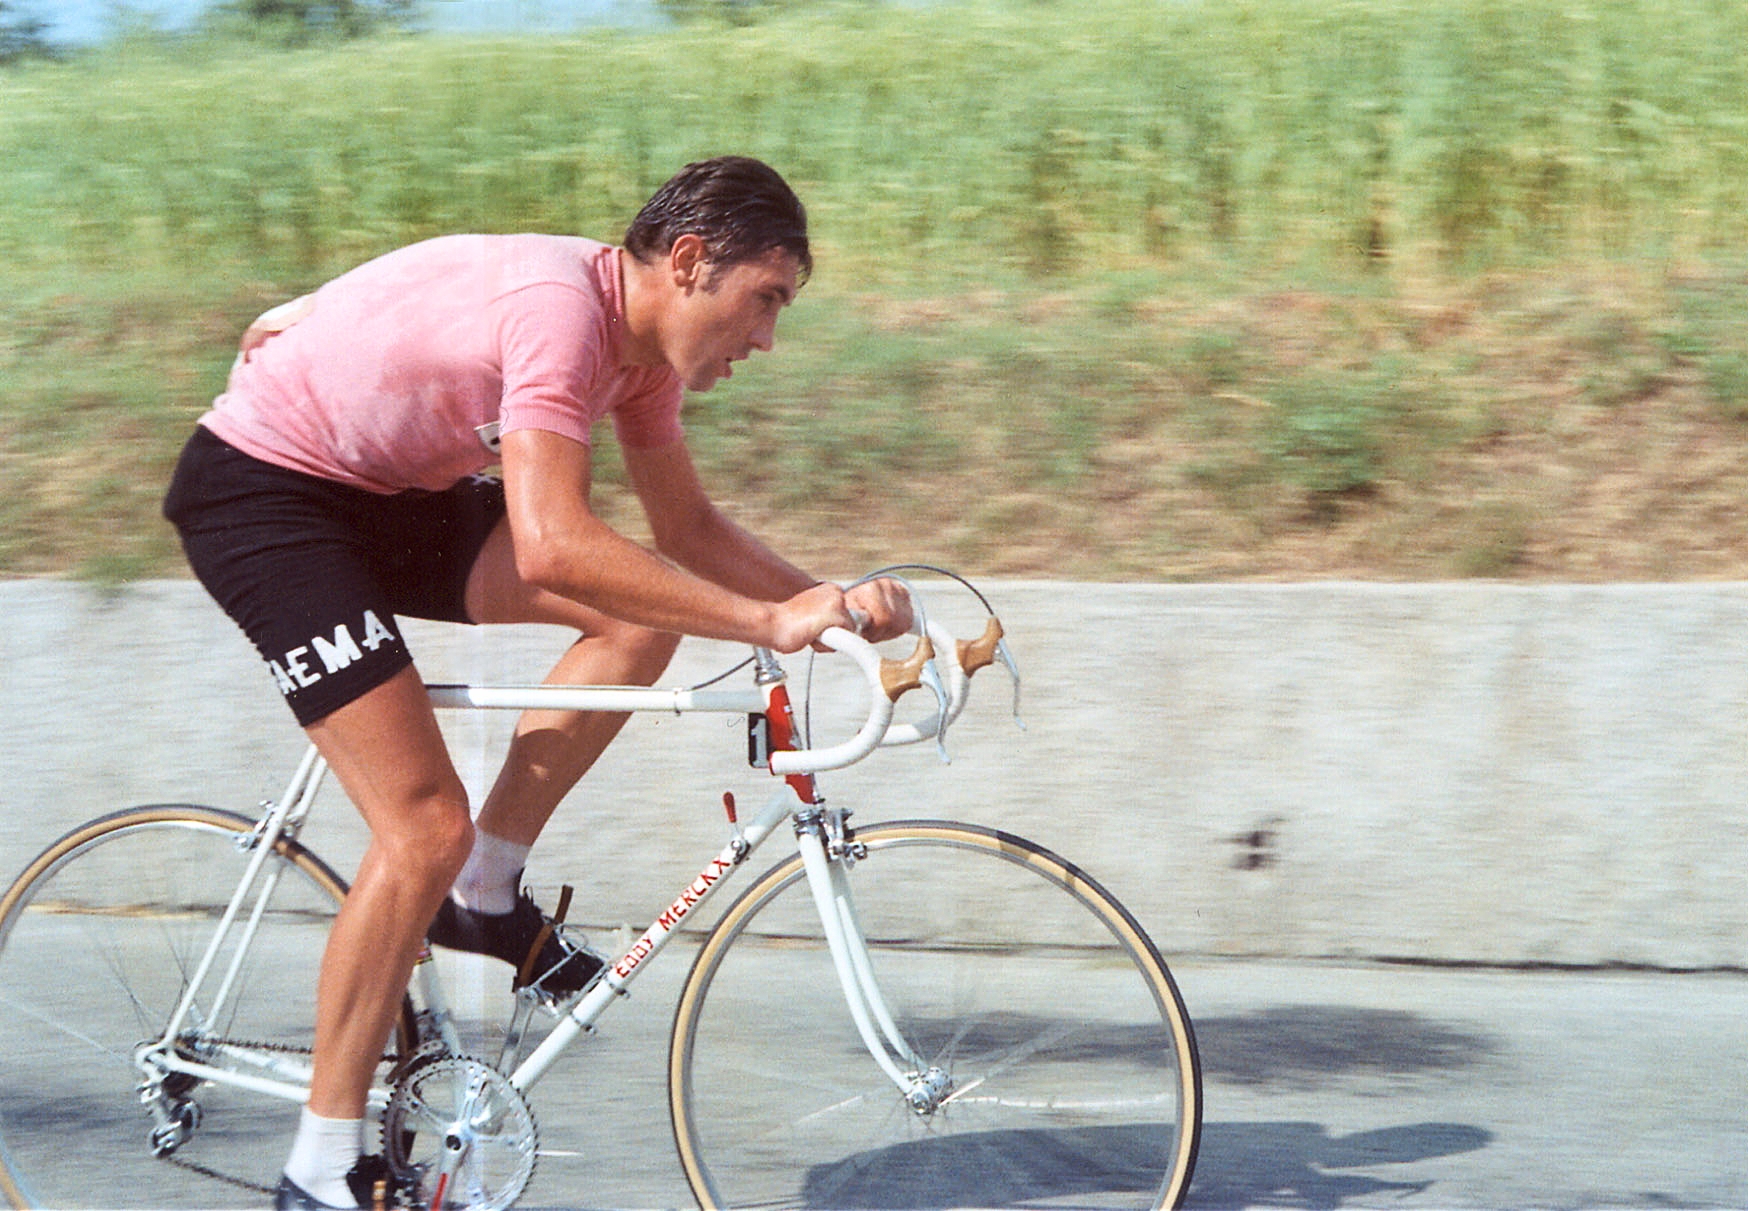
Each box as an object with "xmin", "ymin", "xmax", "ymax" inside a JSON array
[{"xmin": 792, "ymin": 810, "xmax": 953, "ymax": 1117}]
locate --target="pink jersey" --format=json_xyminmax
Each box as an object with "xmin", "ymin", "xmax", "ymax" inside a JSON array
[{"xmin": 200, "ymin": 235, "xmax": 684, "ymax": 494}]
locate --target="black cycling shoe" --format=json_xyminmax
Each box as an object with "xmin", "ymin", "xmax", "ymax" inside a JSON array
[
  {"xmin": 273, "ymin": 1153, "xmax": 402, "ymax": 1210},
  {"xmin": 427, "ymin": 889, "xmax": 603, "ymax": 999}
]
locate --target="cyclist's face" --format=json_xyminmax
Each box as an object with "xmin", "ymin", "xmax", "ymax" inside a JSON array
[{"xmin": 668, "ymin": 245, "xmax": 800, "ymax": 392}]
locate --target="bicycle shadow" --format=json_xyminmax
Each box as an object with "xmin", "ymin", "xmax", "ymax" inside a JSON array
[
  {"xmin": 1184, "ymin": 1003, "xmax": 1496, "ymax": 1207},
  {"xmin": 796, "ymin": 1004, "xmax": 1495, "ymax": 1209},
  {"xmin": 795, "ymin": 1118, "xmax": 1489, "ymax": 1209},
  {"xmin": 1185, "ymin": 1120, "xmax": 1492, "ymax": 1208},
  {"xmin": 798, "ymin": 1122, "xmax": 1184, "ymax": 1209},
  {"xmin": 1195, "ymin": 1004, "xmax": 1499, "ymax": 1089}
]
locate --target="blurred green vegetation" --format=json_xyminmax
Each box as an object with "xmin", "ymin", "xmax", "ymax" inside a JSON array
[{"xmin": 5, "ymin": 0, "xmax": 1748, "ymax": 581}]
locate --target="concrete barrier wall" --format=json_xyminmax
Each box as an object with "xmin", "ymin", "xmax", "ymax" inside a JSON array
[{"xmin": 5, "ymin": 578, "xmax": 1747, "ymax": 970}]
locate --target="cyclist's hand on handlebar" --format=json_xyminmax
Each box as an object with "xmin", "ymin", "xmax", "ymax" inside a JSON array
[
  {"xmin": 767, "ymin": 582, "xmax": 856, "ymax": 654},
  {"xmin": 844, "ymin": 577, "xmax": 914, "ymax": 644},
  {"xmin": 764, "ymin": 578, "xmax": 913, "ymax": 654}
]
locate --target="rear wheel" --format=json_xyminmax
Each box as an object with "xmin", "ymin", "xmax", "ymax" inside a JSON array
[
  {"xmin": 0, "ymin": 805, "xmax": 413, "ymax": 1209},
  {"xmin": 670, "ymin": 819, "xmax": 1201, "ymax": 1210}
]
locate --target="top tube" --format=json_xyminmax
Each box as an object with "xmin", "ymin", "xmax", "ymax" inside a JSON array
[
  {"xmin": 424, "ymin": 626, "xmax": 910, "ymax": 777},
  {"xmin": 424, "ymin": 682, "xmax": 763, "ymax": 714}
]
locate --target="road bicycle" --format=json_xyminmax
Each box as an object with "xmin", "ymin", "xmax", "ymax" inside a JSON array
[{"xmin": 0, "ymin": 572, "xmax": 1202, "ymax": 1210}]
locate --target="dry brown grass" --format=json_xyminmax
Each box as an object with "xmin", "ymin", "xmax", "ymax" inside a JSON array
[
  {"xmin": 700, "ymin": 263, "xmax": 1748, "ymax": 584},
  {"xmin": 9, "ymin": 263, "xmax": 1748, "ymax": 587}
]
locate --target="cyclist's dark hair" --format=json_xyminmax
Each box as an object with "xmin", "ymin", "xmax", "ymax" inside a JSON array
[{"xmin": 624, "ymin": 156, "xmax": 812, "ymax": 283}]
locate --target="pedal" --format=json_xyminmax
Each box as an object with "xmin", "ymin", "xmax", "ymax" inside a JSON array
[{"xmin": 513, "ymin": 884, "xmax": 573, "ymax": 991}]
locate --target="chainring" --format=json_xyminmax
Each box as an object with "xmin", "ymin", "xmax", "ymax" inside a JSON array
[{"xmin": 382, "ymin": 1054, "xmax": 538, "ymax": 1211}]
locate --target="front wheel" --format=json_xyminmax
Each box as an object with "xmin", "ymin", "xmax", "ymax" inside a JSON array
[{"xmin": 669, "ymin": 819, "xmax": 1201, "ymax": 1210}]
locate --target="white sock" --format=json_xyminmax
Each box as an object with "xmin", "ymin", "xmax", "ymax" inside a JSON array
[
  {"xmin": 284, "ymin": 1107, "xmax": 364, "ymax": 1207},
  {"xmin": 452, "ymin": 830, "xmax": 531, "ymax": 916}
]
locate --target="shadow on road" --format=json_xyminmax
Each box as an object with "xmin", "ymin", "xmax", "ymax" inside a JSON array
[
  {"xmin": 1185, "ymin": 1120, "xmax": 1492, "ymax": 1208},
  {"xmin": 1183, "ymin": 1004, "xmax": 1495, "ymax": 1206},
  {"xmin": 790, "ymin": 1117, "xmax": 1491, "ymax": 1210},
  {"xmin": 1194, "ymin": 1004, "xmax": 1499, "ymax": 1088},
  {"xmin": 799, "ymin": 1123, "xmax": 1181, "ymax": 1209},
  {"xmin": 787, "ymin": 1004, "xmax": 1499, "ymax": 1208}
]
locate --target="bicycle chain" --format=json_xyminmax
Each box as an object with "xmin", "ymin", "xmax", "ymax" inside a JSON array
[
  {"xmin": 182, "ymin": 1034, "xmax": 403, "ymax": 1063},
  {"xmin": 160, "ymin": 1151, "xmax": 276, "ymax": 1198},
  {"xmin": 145, "ymin": 1035, "xmax": 408, "ymax": 1200}
]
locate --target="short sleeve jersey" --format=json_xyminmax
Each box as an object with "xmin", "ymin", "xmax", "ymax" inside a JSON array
[{"xmin": 199, "ymin": 235, "xmax": 684, "ymax": 494}]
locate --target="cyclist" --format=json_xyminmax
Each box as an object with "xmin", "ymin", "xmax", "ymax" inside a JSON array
[{"xmin": 162, "ymin": 156, "xmax": 912, "ymax": 1210}]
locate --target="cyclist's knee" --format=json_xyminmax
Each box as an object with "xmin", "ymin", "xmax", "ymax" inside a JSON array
[
  {"xmin": 373, "ymin": 788, "xmax": 474, "ymax": 882},
  {"xmin": 589, "ymin": 620, "xmax": 680, "ymax": 683},
  {"xmin": 427, "ymin": 800, "xmax": 475, "ymax": 877}
]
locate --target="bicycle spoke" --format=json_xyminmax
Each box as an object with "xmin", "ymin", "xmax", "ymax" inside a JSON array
[
  {"xmin": 0, "ymin": 808, "xmax": 389, "ymax": 1209},
  {"xmin": 0, "ymin": 988, "xmax": 131, "ymax": 1068},
  {"xmin": 672, "ymin": 821, "xmax": 1200, "ymax": 1211}
]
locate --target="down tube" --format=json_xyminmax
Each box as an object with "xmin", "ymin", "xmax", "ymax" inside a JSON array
[{"xmin": 507, "ymin": 787, "xmax": 796, "ymax": 1094}]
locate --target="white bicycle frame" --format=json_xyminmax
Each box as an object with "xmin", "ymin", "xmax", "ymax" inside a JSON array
[{"xmin": 139, "ymin": 618, "xmax": 998, "ymax": 1119}]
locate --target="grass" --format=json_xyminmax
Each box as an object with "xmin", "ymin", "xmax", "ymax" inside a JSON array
[{"xmin": 5, "ymin": 0, "xmax": 1748, "ymax": 582}]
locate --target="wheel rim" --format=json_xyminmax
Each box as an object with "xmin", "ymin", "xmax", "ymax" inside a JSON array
[
  {"xmin": 0, "ymin": 808, "xmax": 360, "ymax": 1208},
  {"xmin": 671, "ymin": 821, "xmax": 1200, "ymax": 1210}
]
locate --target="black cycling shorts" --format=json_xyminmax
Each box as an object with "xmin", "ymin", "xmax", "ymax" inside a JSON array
[{"xmin": 163, "ymin": 426, "xmax": 506, "ymax": 726}]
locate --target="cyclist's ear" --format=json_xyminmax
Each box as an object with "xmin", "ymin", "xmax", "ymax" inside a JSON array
[{"xmin": 669, "ymin": 234, "xmax": 710, "ymax": 290}]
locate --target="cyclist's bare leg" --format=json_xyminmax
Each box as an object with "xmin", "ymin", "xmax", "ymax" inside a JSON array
[
  {"xmin": 463, "ymin": 518, "xmax": 682, "ymax": 846},
  {"xmin": 301, "ymin": 666, "xmax": 476, "ymax": 1118}
]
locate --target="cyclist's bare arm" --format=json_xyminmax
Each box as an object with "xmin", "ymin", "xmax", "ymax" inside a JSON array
[
  {"xmin": 623, "ymin": 438, "xmax": 813, "ymax": 599},
  {"xmin": 623, "ymin": 438, "xmax": 913, "ymax": 643},
  {"xmin": 499, "ymin": 428, "xmax": 850, "ymax": 653}
]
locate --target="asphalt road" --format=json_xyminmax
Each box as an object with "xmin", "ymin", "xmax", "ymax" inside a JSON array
[
  {"xmin": 4, "ymin": 942, "xmax": 1747, "ymax": 1209},
  {"xmin": 433, "ymin": 955, "xmax": 1748, "ymax": 1210}
]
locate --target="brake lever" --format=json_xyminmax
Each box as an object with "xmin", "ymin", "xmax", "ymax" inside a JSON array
[
  {"xmin": 954, "ymin": 616, "xmax": 1025, "ymax": 733},
  {"xmin": 876, "ymin": 631, "xmax": 953, "ymax": 761},
  {"xmin": 919, "ymin": 656, "xmax": 951, "ymax": 763},
  {"xmin": 996, "ymin": 635, "xmax": 1025, "ymax": 731}
]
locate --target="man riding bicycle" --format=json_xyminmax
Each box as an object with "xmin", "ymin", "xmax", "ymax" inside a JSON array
[{"xmin": 163, "ymin": 156, "xmax": 911, "ymax": 1210}]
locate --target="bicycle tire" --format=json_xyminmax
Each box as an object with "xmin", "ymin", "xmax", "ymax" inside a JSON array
[
  {"xmin": 668, "ymin": 819, "xmax": 1201, "ymax": 1210},
  {"xmin": 0, "ymin": 805, "xmax": 413, "ymax": 1209}
]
